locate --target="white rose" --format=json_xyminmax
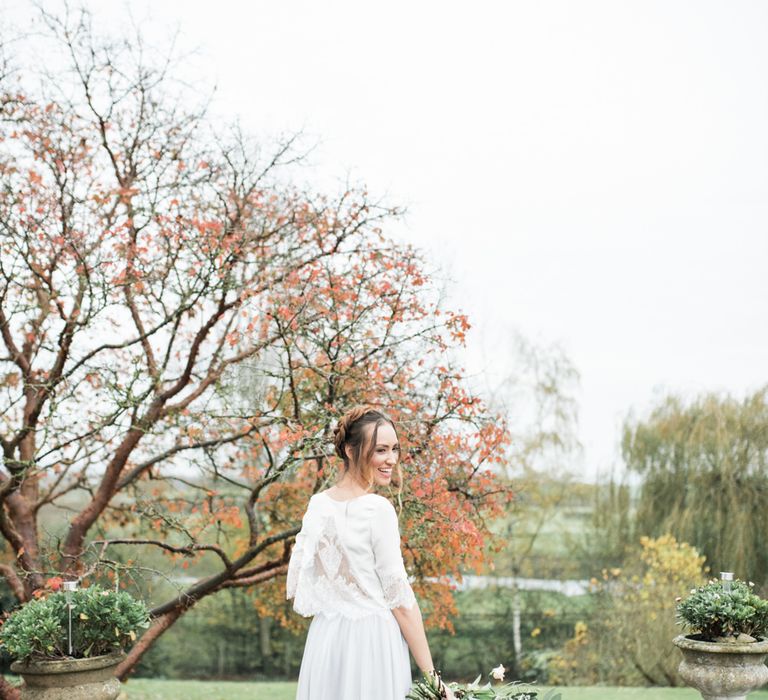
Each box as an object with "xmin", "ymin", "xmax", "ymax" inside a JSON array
[{"xmin": 491, "ymin": 664, "xmax": 506, "ymax": 682}]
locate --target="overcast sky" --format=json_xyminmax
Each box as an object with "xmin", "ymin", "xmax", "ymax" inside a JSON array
[{"xmin": 7, "ymin": 0, "xmax": 768, "ymax": 478}]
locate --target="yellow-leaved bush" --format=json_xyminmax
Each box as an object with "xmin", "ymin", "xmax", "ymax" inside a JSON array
[{"xmin": 549, "ymin": 535, "xmax": 706, "ymax": 686}]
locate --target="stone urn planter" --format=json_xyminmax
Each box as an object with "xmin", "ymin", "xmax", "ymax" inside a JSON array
[
  {"xmin": 10, "ymin": 652, "xmax": 124, "ymax": 700},
  {"xmin": 673, "ymin": 635, "xmax": 768, "ymax": 700},
  {"xmin": 1, "ymin": 583, "xmax": 149, "ymax": 700}
]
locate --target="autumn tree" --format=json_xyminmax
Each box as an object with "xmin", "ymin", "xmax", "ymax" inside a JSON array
[{"xmin": 0, "ymin": 7, "xmax": 511, "ymax": 694}]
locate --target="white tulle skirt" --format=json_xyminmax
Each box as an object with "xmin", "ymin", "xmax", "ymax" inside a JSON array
[{"xmin": 296, "ymin": 610, "xmax": 412, "ymax": 700}]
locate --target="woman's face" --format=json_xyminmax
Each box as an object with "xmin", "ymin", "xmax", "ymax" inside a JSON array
[{"xmin": 367, "ymin": 422, "xmax": 400, "ymax": 487}]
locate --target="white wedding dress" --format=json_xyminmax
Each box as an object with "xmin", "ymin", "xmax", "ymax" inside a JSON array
[{"xmin": 286, "ymin": 492, "xmax": 416, "ymax": 699}]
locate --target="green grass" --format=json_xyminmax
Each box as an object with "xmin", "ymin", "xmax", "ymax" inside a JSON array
[
  {"xmin": 123, "ymin": 679, "xmax": 294, "ymax": 699},
  {"xmin": 116, "ymin": 680, "xmax": 768, "ymax": 699}
]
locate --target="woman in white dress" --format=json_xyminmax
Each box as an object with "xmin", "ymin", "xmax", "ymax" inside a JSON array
[{"xmin": 286, "ymin": 405, "xmax": 455, "ymax": 700}]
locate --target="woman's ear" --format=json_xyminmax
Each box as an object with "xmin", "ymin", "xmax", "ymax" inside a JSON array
[{"xmin": 344, "ymin": 444, "xmax": 353, "ymax": 461}]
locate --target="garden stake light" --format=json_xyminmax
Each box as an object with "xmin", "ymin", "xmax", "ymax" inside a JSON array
[
  {"xmin": 721, "ymin": 571, "xmax": 734, "ymax": 594},
  {"xmin": 62, "ymin": 580, "xmax": 79, "ymax": 656}
]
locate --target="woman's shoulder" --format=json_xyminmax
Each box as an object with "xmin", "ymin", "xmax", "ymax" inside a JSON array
[
  {"xmin": 366, "ymin": 494, "xmax": 400, "ymax": 520},
  {"xmin": 314, "ymin": 488, "xmax": 389, "ymax": 503},
  {"xmin": 369, "ymin": 493, "xmax": 395, "ymax": 508},
  {"xmin": 311, "ymin": 490, "xmax": 394, "ymax": 514}
]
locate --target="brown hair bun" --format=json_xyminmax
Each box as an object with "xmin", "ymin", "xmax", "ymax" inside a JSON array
[{"xmin": 333, "ymin": 404, "xmax": 377, "ymax": 460}]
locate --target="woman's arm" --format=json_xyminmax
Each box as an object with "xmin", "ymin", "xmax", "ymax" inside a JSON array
[
  {"xmin": 392, "ymin": 603, "xmax": 456, "ymax": 700},
  {"xmin": 372, "ymin": 500, "xmax": 455, "ymax": 698},
  {"xmin": 392, "ymin": 602, "xmax": 433, "ymax": 673}
]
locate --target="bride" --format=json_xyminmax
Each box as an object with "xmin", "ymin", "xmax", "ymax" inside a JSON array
[{"xmin": 287, "ymin": 405, "xmax": 455, "ymax": 699}]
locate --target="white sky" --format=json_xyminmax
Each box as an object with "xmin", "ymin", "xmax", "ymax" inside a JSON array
[{"xmin": 7, "ymin": 0, "xmax": 768, "ymax": 478}]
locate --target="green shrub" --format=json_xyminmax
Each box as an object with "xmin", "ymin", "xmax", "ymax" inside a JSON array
[
  {"xmin": 677, "ymin": 579, "xmax": 768, "ymax": 641},
  {"xmin": 549, "ymin": 535, "xmax": 707, "ymax": 686},
  {"xmin": 0, "ymin": 586, "xmax": 150, "ymax": 662}
]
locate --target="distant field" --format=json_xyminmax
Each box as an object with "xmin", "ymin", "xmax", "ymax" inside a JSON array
[
  {"xmin": 115, "ymin": 679, "xmax": 768, "ymax": 699},
  {"xmin": 490, "ymin": 502, "xmax": 598, "ymax": 580}
]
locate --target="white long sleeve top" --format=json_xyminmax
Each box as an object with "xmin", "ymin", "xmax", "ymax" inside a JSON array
[{"xmin": 286, "ymin": 492, "xmax": 417, "ymax": 619}]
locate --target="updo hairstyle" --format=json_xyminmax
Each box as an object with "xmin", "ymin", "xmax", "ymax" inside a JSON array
[{"xmin": 333, "ymin": 405, "xmax": 401, "ymax": 489}]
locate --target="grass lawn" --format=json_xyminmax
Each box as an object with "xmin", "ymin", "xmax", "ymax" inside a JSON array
[
  {"xmin": 123, "ymin": 679, "xmax": 293, "ymax": 699},
  {"xmin": 117, "ymin": 679, "xmax": 768, "ymax": 699},
  {"xmin": 6, "ymin": 677, "xmax": 277, "ymax": 700}
]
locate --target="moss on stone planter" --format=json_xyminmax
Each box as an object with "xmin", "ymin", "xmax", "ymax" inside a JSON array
[{"xmin": 10, "ymin": 651, "xmax": 124, "ymax": 700}]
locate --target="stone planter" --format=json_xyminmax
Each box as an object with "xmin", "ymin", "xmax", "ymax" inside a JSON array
[
  {"xmin": 10, "ymin": 652, "xmax": 124, "ymax": 700},
  {"xmin": 673, "ymin": 634, "xmax": 768, "ymax": 700}
]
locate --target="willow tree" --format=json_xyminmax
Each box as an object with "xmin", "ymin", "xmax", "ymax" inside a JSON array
[
  {"xmin": 623, "ymin": 387, "xmax": 768, "ymax": 585},
  {"xmin": 0, "ymin": 8, "xmax": 511, "ymax": 694}
]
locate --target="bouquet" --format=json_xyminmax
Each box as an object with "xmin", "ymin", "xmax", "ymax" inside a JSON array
[{"xmin": 407, "ymin": 666, "xmax": 562, "ymax": 700}]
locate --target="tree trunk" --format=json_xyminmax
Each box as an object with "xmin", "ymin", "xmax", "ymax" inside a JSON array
[
  {"xmin": 115, "ymin": 608, "xmax": 183, "ymax": 681},
  {"xmin": 512, "ymin": 579, "xmax": 522, "ymax": 664},
  {"xmin": 217, "ymin": 639, "xmax": 226, "ymax": 677},
  {"xmin": 0, "ymin": 676, "xmax": 21, "ymax": 700},
  {"xmin": 259, "ymin": 615, "xmax": 272, "ymax": 659}
]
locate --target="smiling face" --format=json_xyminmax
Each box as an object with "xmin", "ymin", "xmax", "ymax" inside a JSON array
[
  {"xmin": 367, "ymin": 422, "xmax": 400, "ymax": 487},
  {"xmin": 336, "ymin": 408, "xmax": 402, "ymax": 491}
]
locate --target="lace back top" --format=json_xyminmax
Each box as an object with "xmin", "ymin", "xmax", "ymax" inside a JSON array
[{"xmin": 286, "ymin": 492, "xmax": 417, "ymax": 619}]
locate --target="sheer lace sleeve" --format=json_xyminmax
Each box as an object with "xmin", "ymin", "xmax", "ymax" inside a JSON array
[
  {"xmin": 285, "ymin": 525, "xmax": 305, "ymax": 602},
  {"xmin": 371, "ymin": 500, "xmax": 417, "ymax": 611}
]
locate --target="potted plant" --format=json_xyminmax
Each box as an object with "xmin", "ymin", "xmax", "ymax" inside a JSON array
[
  {"xmin": 0, "ymin": 581, "xmax": 150, "ymax": 700},
  {"xmin": 673, "ymin": 577, "xmax": 768, "ymax": 700},
  {"xmin": 407, "ymin": 665, "xmax": 562, "ymax": 700}
]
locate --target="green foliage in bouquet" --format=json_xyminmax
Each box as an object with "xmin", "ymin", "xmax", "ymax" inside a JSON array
[
  {"xmin": 0, "ymin": 585, "xmax": 150, "ymax": 662},
  {"xmin": 677, "ymin": 579, "xmax": 768, "ymax": 641},
  {"xmin": 407, "ymin": 669, "xmax": 562, "ymax": 700}
]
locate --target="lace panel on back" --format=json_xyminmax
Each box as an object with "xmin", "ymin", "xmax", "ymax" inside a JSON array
[{"xmin": 289, "ymin": 514, "xmax": 376, "ymax": 619}]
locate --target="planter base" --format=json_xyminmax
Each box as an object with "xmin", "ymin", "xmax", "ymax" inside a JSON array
[
  {"xmin": 11, "ymin": 653, "xmax": 124, "ymax": 700},
  {"xmin": 14, "ymin": 679, "xmax": 120, "ymax": 700},
  {"xmin": 674, "ymin": 635, "xmax": 768, "ymax": 700}
]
